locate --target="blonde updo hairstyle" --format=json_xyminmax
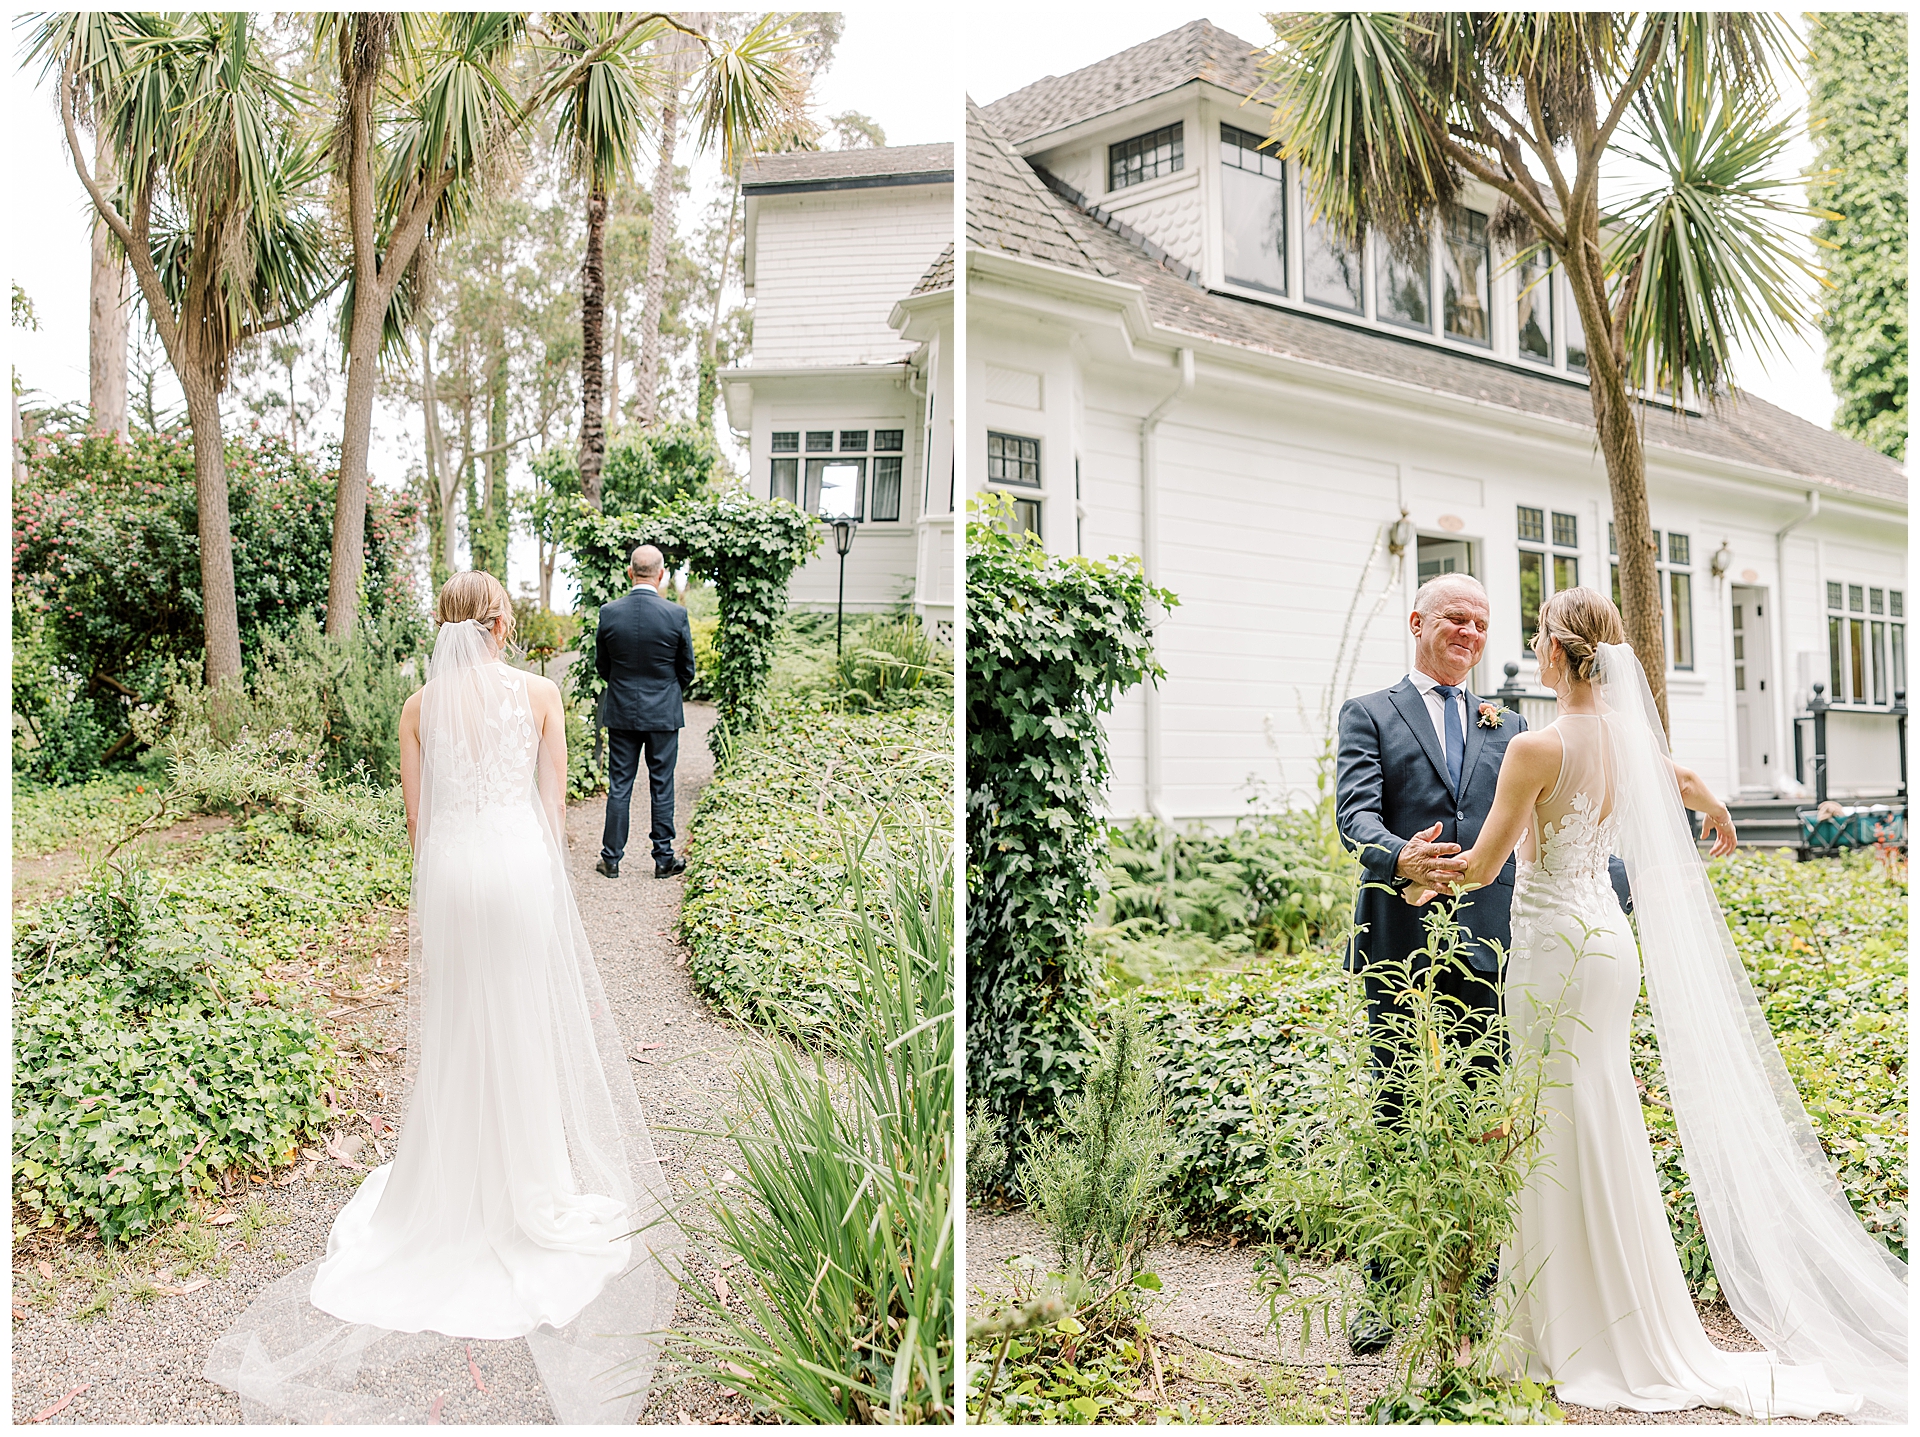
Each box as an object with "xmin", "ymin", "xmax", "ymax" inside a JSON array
[
  {"xmin": 434, "ymin": 569, "xmax": 515, "ymax": 642},
  {"xmin": 1536, "ymin": 586, "xmax": 1624, "ymax": 685}
]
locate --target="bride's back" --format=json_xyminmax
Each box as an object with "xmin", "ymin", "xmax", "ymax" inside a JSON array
[{"xmin": 1519, "ymin": 713, "xmax": 1618, "ymax": 880}]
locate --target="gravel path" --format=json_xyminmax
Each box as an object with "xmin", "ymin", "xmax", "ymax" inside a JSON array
[
  {"xmin": 13, "ymin": 702, "xmax": 771, "ymax": 1425},
  {"xmin": 967, "ymin": 1209, "xmax": 1844, "ymax": 1425}
]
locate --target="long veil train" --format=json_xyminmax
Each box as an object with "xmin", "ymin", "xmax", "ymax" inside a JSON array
[
  {"xmin": 1595, "ymin": 642, "xmax": 1907, "ymax": 1423},
  {"xmin": 204, "ymin": 619, "xmax": 683, "ymax": 1423}
]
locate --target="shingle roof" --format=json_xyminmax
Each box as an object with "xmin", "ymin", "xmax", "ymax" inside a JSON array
[
  {"xmin": 982, "ymin": 20, "xmax": 1266, "ymax": 145},
  {"xmin": 965, "ymin": 98, "xmax": 1114, "ymax": 277},
  {"xmin": 911, "ymin": 244, "xmax": 955, "ymax": 296},
  {"xmin": 741, "ymin": 142, "xmax": 952, "ymax": 189},
  {"xmin": 965, "ymin": 105, "xmax": 1906, "ymax": 504}
]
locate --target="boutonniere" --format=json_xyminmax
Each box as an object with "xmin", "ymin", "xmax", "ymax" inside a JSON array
[{"xmin": 1477, "ymin": 701, "xmax": 1507, "ymax": 730}]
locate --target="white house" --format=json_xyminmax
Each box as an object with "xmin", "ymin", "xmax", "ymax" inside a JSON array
[
  {"xmin": 721, "ymin": 143, "xmax": 956, "ymax": 642},
  {"xmin": 967, "ymin": 22, "xmax": 1908, "ymax": 834}
]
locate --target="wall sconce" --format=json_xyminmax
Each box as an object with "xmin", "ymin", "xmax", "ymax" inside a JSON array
[
  {"xmin": 1387, "ymin": 513, "xmax": 1415, "ymax": 555},
  {"xmin": 1710, "ymin": 540, "xmax": 1734, "ymax": 578}
]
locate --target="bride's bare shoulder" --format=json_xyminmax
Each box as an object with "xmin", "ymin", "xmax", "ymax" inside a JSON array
[{"xmin": 1499, "ymin": 725, "xmax": 1562, "ymax": 773}]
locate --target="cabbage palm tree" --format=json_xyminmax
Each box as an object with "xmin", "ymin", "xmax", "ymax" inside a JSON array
[
  {"xmin": 1262, "ymin": 13, "xmax": 1820, "ymax": 730},
  {"xmin": 31, "ymin": 12, "xmax": 334, "ymax": 685}
]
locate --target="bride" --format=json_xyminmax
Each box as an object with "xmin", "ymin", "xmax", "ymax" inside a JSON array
[
  {"xmin": 206, "ymin": 572, "xmax": 681, "ymax": 1424},
  {"xmin": 1412, "ymin": 586, "xmax": 1906, "ymax": 1422}
]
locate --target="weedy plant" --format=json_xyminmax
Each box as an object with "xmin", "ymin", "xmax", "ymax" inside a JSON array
[
  {"xmin": 832, "ymin": 613, "xmax": 953, "ymax": 712},
  {"xmin": 673, "ymin": 827, "xmax": 953, "ymax": 1424},
  {"xmin": 1246, "ymin": 894, "xmax": 1579, "ymax": 1422}
]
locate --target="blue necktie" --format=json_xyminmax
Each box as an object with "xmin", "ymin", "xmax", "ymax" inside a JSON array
[{"xmin": 1433, "ymin": 684, "xmax": 1464, "ymax": 792}]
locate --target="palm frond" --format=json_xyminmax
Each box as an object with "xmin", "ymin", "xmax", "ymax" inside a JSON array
[{"xmin": 692, "ymin": 15, "xmax": 806, "ymax": 173}]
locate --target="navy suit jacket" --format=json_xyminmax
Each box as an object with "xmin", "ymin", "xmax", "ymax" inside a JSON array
[
  {"xmin": 1336, "ymin": 678, "xmax": 1523, "ymax": 978},
  {"xmin": 594, "ymin": 585, "xmax": 695, "ymax": 732}
]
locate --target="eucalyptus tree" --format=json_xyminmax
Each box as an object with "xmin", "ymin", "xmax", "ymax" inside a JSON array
[
  {"xmin": 31, "ymin": 11, "xmax": 334, "ymax": 684},
  {"xmin": 1263, "ymin": 13, "xmax": 1819, "ymax": 729},
  {"xmin": 318, "ymin": 10, "xmax": 656, "ymax": 636}
]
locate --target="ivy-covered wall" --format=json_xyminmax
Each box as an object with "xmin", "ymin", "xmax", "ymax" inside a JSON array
[{"xmin": 1807, "ymin": 12, "xmax": 1908, "ymax": 462}]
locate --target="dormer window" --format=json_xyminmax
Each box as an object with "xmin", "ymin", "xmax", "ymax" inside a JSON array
[
  {"xmin": 1109, "ymin": 122, "xmax": 1183, "ymax": 191},
  {"xmin": 1301, "ymin": 179, "xmax": 1363, "ymax": 313},
  {"xmin": 1516, "ymin": 248, "xmax": 1554, "ymax": 363},
  {"xmin": 1376, "ymin": 235, "xmax": 1430, "ymax": 331},
  {"xmin": 1442, "ymin": 207, "xmax": 1491, "ymax": 346},
  {"xmin": 1220, "ymin": 124, "xmax": 1286, "ymax": 296}
]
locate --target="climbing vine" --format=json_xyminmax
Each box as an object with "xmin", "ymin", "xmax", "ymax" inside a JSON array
[
  {"xmin": 966, "ymin": 492, "xmax": 1175, "ymax": 1133},
  {"xmin": 567, "ymin": 494, "xmax": 822, "ymax": 754}
]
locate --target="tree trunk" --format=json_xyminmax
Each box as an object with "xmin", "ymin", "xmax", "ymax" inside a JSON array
[
  {"xmin": 180, "ymin": 371, "xmax": 244, "ymax": 685},
  {"xmin": 88, "ymin": 132, "xmax": 130, "ymax": 439},
  {"xmin": 697, "ymin": 172, "xmax": 742, "ymax": 430},
  {"xmin": 635, "ymin": 27, "xmax": 695, "ymax": 428},
  {"xmin": 329, "ymin": 299, "xmax": 382, "ymax": 635},
  {"xmin": 478, "ymin": 337, "xmax": 509, "ymax": 582},
  {"xmin": 421, "ymin": 317, "xmax": 457, "ymax": 591},
  {"xmin": 579, "ymin": 179, "xmax": 609, "ymax": 509}
]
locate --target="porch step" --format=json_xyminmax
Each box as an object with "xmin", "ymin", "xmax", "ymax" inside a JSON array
[{"xmin": 1725, "ymin": 793, "xmax": 1906, "ymax": 849}]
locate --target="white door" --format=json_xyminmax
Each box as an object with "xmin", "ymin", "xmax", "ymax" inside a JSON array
[{"xmin": 1732, "ymin": 585, "xmax": 1773, "ymax": 791}]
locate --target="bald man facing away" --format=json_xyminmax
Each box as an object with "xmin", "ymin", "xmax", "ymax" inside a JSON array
[{"xmin": 594, "ymin": 545, "xmax": 696, "ymax": 879}]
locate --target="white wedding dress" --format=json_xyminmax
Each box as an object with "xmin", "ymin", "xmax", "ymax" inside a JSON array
[
  {"xmin": 1494, "ymin": 647, "xmax": 1906, "ymax": 1422},
  {"xmin": 204, "ymin": 620, "xmax": 682, "ymax": 1423}
]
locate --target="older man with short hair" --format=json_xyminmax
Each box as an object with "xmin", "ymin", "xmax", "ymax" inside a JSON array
[{"xmin": 594, "ymin": 544, "xmax": 696, "ymax": 879}]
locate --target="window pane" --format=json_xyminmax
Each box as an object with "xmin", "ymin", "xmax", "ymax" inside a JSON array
[
  {"xmin": 1870, "ymin": 587, "xmax": 1884, "ymax": 615},
  {"xmin": 1302, "ymin": 189, "xmax": 1364, "ymax": 312},
  {"xmin": 1552, "ymin": 511, "xmax": 1578, "ymax": 549},
  {"xmin": 1669, "ymin": 571, "xmax": 1693, "ymax": 669},
  {"xmin": 1555, "ymin": 554, "xmax": 1579, "ymax": 592},
  {"xmin": 1012, "ymin": 498, "xmax": 1042, "ymax": 539},
  {"xmin": 839, "ymin": 430, "xmax": 868, "ymax": 452},
  {"xmin": 1376, "ymin": 233, "xmax": 1430, "ymax": 330},
  {"xmin": 1221, "ymin": 142, "xmax": 1287, "ymax": 295},
  {"xmin": 1829, "ymin": 615, "xmax": 1845, "ymax": 698},
  {"xmin": 1442, "ymin": 207, "xmax": 1490, "ymax": 345},
  {"xmin": 770, "ymin": 456, "xmax": 798, "ymax": 504},
  {"xmin": 1892, "ymin": 591, "xmax": 1904, "ymax": 619},
  {"xmin": 1516, "ymin": 506, "xmax": 1544, "ymax": 544},
  {"xmin": 1827, "ymin": 580, "xmax": 1844, "ymax": 611},
  {"xmin": 1668, "ymin": 532, "xmax": 1690, "ymax": 566},
  {"xmin": 1109, "ymin": 122, "xmax": 1183, "ymax": 191},
  {"xmin": 1872, "ymin": 621, "xmax": 1888, "ymax": 704},
  {"xmin": 771, "ymin": 431, "xmax": 799, "ymax": 453},
  {"xmin": 987, "ymin": 431, "xmax": 1041, "ymax": 487},
  {"xmin": 873, "ymin": 429, "xmax": 903, "ymax": 452},
  {"xmin": 1520, "ymin": 550, "xmax": 1545, "ymax": 646},
  {"xmin": 1565, "ymin": 283, "xmax": 1587, "ymax": 372},
  {"xmin": 1610, "ymin": 562, "xmax": 1620, "ymax": 609},
  {"xmin": 1849, "ymin": 584, "xmax": 1865, "ymax": 612},
  {"xmin": 1847, "ymin": 617, "xmax": 1867, "ymax": 699},
  {"xmin": 814, "ymin": 458, "xmax": 864, "ymax": 519},
  {"xmin": 1894, "ymin": 624, "xmax": 1906, "ymax": 696},
  {"xmin": 1517, "ymin": 249, "xmax": 1552, "ymax": 362},
  {"xmin": 1221, "ymin": 124, "xmax": 1284, "ymax": 178},
  {"xmin": 1608, "ymin": 522, "xmax": 1616, "ymax": 556},
  {"xmin": 806, "ymin": 430, "xmax": 835, "ymax": 452},
  {"xmin": 870, "ymin": 456, "xmax": 902, "ymax": 522}
]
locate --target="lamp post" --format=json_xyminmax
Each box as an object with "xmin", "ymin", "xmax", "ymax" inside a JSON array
[
  {"xmin": 1809, "ymin": 681, "xmax": 1830, "ymax": 805},
  {"xmin": 1894, "ymin": 688, "xmax": 1908, "ymax": 800},
  {"xmin": 830, "ymin": 517, "xmax": 859, "ymax": 655}
]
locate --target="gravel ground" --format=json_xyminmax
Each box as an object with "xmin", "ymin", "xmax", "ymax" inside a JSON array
[
  {"xmin": 966, "ymin": 1208, "xmax": 1845, "ymax": 1425},
  {"xmin": 13, "ymin": 702, "xmax": 774, "ymax": 1425}
]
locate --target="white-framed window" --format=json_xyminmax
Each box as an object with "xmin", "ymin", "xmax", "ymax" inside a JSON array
[
  {"xmin": 770, "ymin": 430, "xmax": 799, "ymax": 503},
  {"xmin": 986, "ymin": 431, "xmax": 1041, "ymax": 488},
  {"xmin": 1220, "ymin": 124, "xmax": 1286, "ymax": 296},
  {"xmin": 1301, "ymin": 176, "xmax": 1364, "ymax": 313},
  {"xmin": 1518, "ymin": 505, "xmax": 1580, "ymax": 646},
  {"xmin": 774, "ymin": 425, "xmax": 887, "ymax": 517},
  {"xmin": 1826, "ymin": 581, "xmax": 1906, "ymax": 706},
  {"xmin": 1375, "ymin": 233, "xmax": 1430, "ymax": 331},
  {"xmin": 1011, "ymin": 497, "xmax": 1042, "ymax": 540},
  {"xmin": 1442, "ymin": 206, "xmax": 1491, "ymax": 346},
  {"xmin": 1110, "ymin": 122, "xmax": 1182, "ymax": 192},
  {"xmin": 1608, "ymin": 525, "xmax": 1694, "ymax": 671},
  {"xmin": 1515, "ymin": 247, "xmax": 1553, "ymax": 364},
  {"xmin": 870, "ymin": 429, "xmax": 904, "ymax": 522},
  {"xmin": 1564, "ymin": 275, "xmax": 1588, "ymax": 373}
]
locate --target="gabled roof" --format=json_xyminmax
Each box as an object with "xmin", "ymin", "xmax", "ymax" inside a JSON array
[
  {"xmin": 981, "ymin": 19, "xmax": 1265, "ymax": 146},
  {"xmin": 965, "ymin": 104, "xmax": 1906, "ymax": 505},
  {"xmin": 741, "ymin": 142, "xmax": 953, "ymax": 192},
  {"xmin": 912, "ymin": 244, "xmax": 955, "ymax": 296}
]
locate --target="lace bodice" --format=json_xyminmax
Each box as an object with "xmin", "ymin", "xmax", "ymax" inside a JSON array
[
  {"xmin": 423, "ymin": 662, "xmax": 540, "ymax": 825},
  {"xmin": 1513, "ymin": 714, "xmax": 1619, "ymax": 925}
]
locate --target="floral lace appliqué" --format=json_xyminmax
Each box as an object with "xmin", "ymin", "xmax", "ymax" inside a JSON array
[{"xmin": 1513, "ymin": 789, "xmax": 1619, "ymax": 935}]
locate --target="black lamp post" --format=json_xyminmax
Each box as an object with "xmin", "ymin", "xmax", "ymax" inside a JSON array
[
  {"xmin": 1893, "ymin": 688, "xmax": 1908, "ymax": 800},
  {"xmin": 830, "ymin": 517, "xmax": 859, "ymax": 655},
  {"xmin": 1809, "ymin": 681, "xmax": 1830, "ymax": 805}
]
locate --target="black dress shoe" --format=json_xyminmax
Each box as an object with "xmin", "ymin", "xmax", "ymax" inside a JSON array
[
  {"xmin": 653, "ymin": 856, "xmax": 686, "ymax": 878},
  {"xmin": 1347, "ymin": 1306, "xmax": 1396, "ymax": 1355},
  {"xmin": 594, "ymin": 858, "xmax": 620, "ymax": 879}
]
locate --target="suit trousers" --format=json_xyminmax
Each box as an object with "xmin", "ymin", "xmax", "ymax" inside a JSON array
[{"xmin": 600, "ymin": 728, "xmax": 678, "ymax": 867}]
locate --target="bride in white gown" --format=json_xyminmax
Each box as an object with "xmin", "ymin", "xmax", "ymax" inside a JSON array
[
  {"xmin": 205, "ymin": 573, "xmax": 681, "ymax": 1423},
  {"xmin": 1416, "ymin": 587, "xmax": 1906, "ymax": 1422}
]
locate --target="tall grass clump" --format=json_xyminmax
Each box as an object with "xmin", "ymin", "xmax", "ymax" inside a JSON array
[{"xmin": 678, "ymin": 829, "xmax": 954, "ymax": 1424}]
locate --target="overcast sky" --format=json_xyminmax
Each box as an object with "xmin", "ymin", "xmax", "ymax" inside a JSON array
[
  {"xmin": 4, "ymin": 11, "xmax": 957, "ymax": 609},
  {"xmin": 967, "ymin": 5, "xmax": 1839, "ymax": 433}
]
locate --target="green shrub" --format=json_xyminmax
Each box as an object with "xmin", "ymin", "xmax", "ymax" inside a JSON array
[
  {"xmin": 966, "ymin": 1102, "xmax": 1011, "ymax": 1208},
  {"xmin": 966, "ymin": 493, "xmax": 1174, "ymax": 1134},
  {"xmin": 680, "ymin": 702, "xmax": 951, "ymax": 1039},
  {"xmin": 12, "ymin": 428, "xmax": 419, "ymax": 782},
  {"xmin": 833, "ymin": 613, "xmax": 953, "ymax": 712},
  {"xmin": 1021, "ymin": 1003, "xmax": 1175, "ymax": 1294},
  {"xmin": 678, "ymin": 829, "xmax": 953, "ymax": 1424},
  {"xmin": 12, "ymin": 865, "xmax": 338, "ymax": 1245}
]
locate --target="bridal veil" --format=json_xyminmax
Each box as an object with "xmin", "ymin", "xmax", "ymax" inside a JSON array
[{"xmin": 1595, "ymin": 641, "xmax": 1907, "ymax": 1423}]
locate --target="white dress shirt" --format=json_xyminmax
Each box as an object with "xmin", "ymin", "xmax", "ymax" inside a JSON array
[{"xmin": 1407, "ymin": 669, "xmax": 1471, "ymax": 764}]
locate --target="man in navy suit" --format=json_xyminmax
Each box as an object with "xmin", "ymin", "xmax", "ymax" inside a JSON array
[{"xmin": 594, "ymin": 544, "xmax": 696, "ymax": 880}]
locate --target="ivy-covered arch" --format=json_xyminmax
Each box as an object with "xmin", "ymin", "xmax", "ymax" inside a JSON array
[{"xmin": 566, "ymin": 494, "xmax": 822, "ymax": 755}]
